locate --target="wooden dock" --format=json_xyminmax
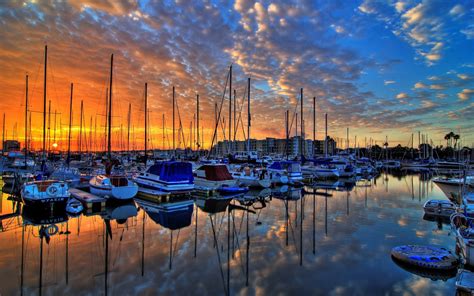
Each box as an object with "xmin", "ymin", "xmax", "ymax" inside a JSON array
[{"xmin": 69, "ymin": 188, "xmax": 106, "ymax": 213}]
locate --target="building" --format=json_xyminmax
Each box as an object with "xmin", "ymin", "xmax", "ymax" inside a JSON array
[
  {"xmin": 2, "ymin": 140, "xmax": 20, "ymax": 152},
  {"xmin": 213, "ymin": 136, "xmax": 337, "ymax": 157}
]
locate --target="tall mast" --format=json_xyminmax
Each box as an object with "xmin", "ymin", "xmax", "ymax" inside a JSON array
[
  {"xmin": 25, "ymin": 75, "xmax": 28, "ymax": 168},
  {"xmin": 1, "ymin": 113, "xmax": 4, "ymax": 157},
  {"xmin": 324, "ymin": 113, "xmax": 328, "ymax": 157},
  {"xmin": 67, "ymin": 83, "xmax": 73, "ymax": 167},
  {"xmin": 42, "ymin": 45, "xmax": 47, "ymax": 161},
  {"xmin": 247, "ymin": 77, "xmax": 251, "ymax": 154},
  {"xmin": 233, "ymin": 89, "xmax": 236, "ymax": 142},
  {"xmin": 79, "ymin": 100, "xmax": 83, "ymax": 154},
  {"xmin": 53, "ymin": 110, "xmax": 57, "ymax": 146},
  {"xmin": 48, "ymin": 100, "xmax": 51, "ymax": 151},
  {"xmin": 196, "ymin": 94, "xmax": 200, "ymax": 151},
  {"xmin": 313, "ymin": 97, "xmax": 315, "ymax": 158},
  {"xmin": 229, "ymin": 65, "xmax": 232, "ymax": 155},
  {"xmin": 172, "ymin": 85, "xmax": 175, "ymax": 155},
  {"xmin": 144, "ymin": 82, "xmax": 148, "ymax": 162},
  {"xmin": 285, "ymin": 110, "xmax": 289, "ymax": 160},
  {"xmin": 162, "ymin": 113, "xmax": 165, "ymax": 150},
  {"xmin": 300, "ymin": 88, "xmax": 303, "ymax": 157},
  {"xmin": 127, "ymin": 103, "xmax": 131, "ymax": 152},
  {"xmin": 107, "ymin": 54, "xmax": 113, "ymax": 159}
]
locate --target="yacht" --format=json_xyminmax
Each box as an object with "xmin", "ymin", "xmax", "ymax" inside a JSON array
[{"xmin": 134, "ymin": 161, "xmax": 194, "ymax": 193}]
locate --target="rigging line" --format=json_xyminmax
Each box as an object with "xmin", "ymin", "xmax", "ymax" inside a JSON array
[
  {"xmin": 234, "ymin": 82, "xmax": 247, "ymax": 141},
  {"xmin": 208, "ymin": 67, "xmax": 231, "ymax": 158}
]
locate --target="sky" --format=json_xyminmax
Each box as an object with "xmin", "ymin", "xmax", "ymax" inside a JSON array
[{"xmin": 0, "ymin": 0, "xmax": 473, "ymax": 151}]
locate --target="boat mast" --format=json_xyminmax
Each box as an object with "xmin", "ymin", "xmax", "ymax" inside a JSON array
[
  {"xmin": 1, "ymin": 113, "xmax": 4, "ymax": 158},
  {"xmin": 285, "ymin": 110, "xmax": 289, "ymax": 160},
  {"xmin": 313, "ymin": 97, "xmax": 315, "ymax": 158},
  {"xmin": 300, "ymin": 88, "xmax": 303, "ymax": 157},
  {"xmin": 324, "ymin": 113, "xmax": 328, "ymax": 157},
  {"xmin": 127, "ymin": 103, "xmax": 131, "ymax": 152},
  {"xmin": 162, "ymin": 113, "xmax": 165, "ymax": 150},
  {"xmin": 107, "ymin": 54, "xmax": 113, "ymax": 159},
  {"xmin": 172, "ymin": 85, "xmax": 175, "ymax": 155},
  {"xmin": 229, "ymin": 65, "xmax": 232, "ymax": 155},
  {"xmin": 196, "ymin": 94, "xmax": 200, "ymax": 151},
  {"xmin": 42, "ymin": 45, "xmax": 47, "ymax": 161},
  {"xmin": 48, "ymin": 100, "xmax": 51, "ymax": 152},
  {"xmin": 144, "ymin": 82, "xmax": 148, "ymax": 163},
  {"xmin": 79, "ymin": 100, "xmax": 83, "ymax": 154},
  {"xmin": 247, "ymin": 77, "xmax": 251, "ymax": 154},
  {"xmin": 25, "ymin": 74, "xmax": 28, "ymax": 169},
  {"xmin": 233, "ymin": 89, "xmax": 236, "ymax": 143},
  {"xmin": 67, "ymin": 83, "xmax": 73, "ymax": 167}
]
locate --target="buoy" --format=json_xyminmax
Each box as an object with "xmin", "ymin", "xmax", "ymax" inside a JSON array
[{"xmin": 391, "ymin": 245, "xmax": 458, "ymax": 270}]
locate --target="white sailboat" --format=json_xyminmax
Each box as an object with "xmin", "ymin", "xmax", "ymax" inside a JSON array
[{"xmin": 88, "ymin": 54, "xmax": 138, "ymax": 200}]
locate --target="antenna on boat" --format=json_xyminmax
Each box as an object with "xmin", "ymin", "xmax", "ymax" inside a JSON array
[{"xmin": 127, "ymin": 103, "xmax": 131, "ymax": 153}]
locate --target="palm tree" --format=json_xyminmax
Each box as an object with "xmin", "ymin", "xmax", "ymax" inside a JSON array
[
  {"xmin": 444, "ymin": 133, "xmax": 451, "ymax": 148},
  {"xmin": 453, "ymin": 134, "xmax": 460, "ymax": 150}
]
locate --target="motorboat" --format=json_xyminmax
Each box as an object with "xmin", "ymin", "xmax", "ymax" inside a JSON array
[
  {"xmin": 134, "ymin": 161, "xmax": 194, "ymax": 193},
  {"xmin": 230, "ymin": 166, "xmax": 271, "ymax": 188},
  {"xmin": 193, "ymin": 164, "xmax": 237, "ymax": 190},
  {"xmin": 267, "ymin": 161, "xmax": 302, "ymax": 185}
]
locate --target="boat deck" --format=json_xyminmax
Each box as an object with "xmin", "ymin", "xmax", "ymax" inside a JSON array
[{"xmin": 69, "ymin": 188, "xmax": 106, "ymax": 213}]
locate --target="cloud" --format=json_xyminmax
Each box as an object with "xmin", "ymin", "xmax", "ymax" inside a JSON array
[
  {"xmin": 449, "ymin": 5, "xmax": 465, "ymax": 17},
  {"xmin": 429, "ymin": 84, "xmax": 445, "ymax": 90},
  {"xmin": 458, "ymin": 89, "xmax": 474, "ymax": 101},
  {"xmin": 384, "ymin": 80, "xmax": 396, "ymax": 85},
  {"xmin": 414, "ymin": 82, "xmax": 427, "ymax": 89},
  {"xmin": 358, "ymin": 0, "xmax": 472, "ymax": 64},
  {"xmin": 396, "ymin": 92, "xmax": 408, "ymax": 99}
]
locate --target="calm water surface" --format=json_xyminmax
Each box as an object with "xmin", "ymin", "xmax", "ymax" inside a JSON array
[{"xmin": 0, "ymin": 172, "xmax": 457, "ymax": 295}]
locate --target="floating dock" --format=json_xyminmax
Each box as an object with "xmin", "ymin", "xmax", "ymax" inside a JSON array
[{"xmin": 69, "ymin": 188, "xmax": 106, "ymax": 214}]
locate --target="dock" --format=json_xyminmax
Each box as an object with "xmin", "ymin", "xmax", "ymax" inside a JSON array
[{"xmin": 69, "ymin": 188, "xmax": 106, "ymax": 214}]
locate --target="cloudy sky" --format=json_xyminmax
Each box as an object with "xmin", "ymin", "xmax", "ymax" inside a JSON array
[{"xmin": 0, "ymin": 0, "xmax": 473, "ymax": 151}]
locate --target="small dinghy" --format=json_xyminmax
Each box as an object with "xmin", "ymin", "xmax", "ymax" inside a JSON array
[
  {"xmin": 391, "ymin": 245, "xmax": 458, "ymax": 270},
  {"xmin": 423, "ymin": 199, "xmax": 456, "ymax": 217},
  {"xmin": 66, "ymin": 198, "xmax": 83, "ymax": 215}
]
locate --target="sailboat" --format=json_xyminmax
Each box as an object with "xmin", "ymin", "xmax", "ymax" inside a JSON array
[
  {"xmin": 89, "ymin": 54, "xmax": 138, "ymax": 200},
  {"xmin": 229, "ymin": 78, "xmax": 271, "ymax": 189},
  {"xmin": 21, "ymin": 46, "xmax": 70, "ymax": 210}
]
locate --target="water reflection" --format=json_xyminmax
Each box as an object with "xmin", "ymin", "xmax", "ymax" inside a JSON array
[{"xmin": 0, "ymin": 173, "xmax": 458, "ymax": 295}]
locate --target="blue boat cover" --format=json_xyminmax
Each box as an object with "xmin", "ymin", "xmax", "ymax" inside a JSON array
[{"xmin": 147, "ymin": 161, "xmax": 194, "ymax": 183}]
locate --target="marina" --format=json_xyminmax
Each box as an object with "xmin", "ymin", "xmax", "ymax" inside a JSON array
[
  {"xmin": 0, "ymin": 170, "xmax": 468, "ymax": 295},
  {"xmin": 1, "ymin": 0, "xmax": 474, "ymax": 295}
]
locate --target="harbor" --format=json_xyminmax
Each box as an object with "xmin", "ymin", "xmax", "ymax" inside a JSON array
[
  {"xmin": 0, "ymin": 169, "xmax": 469, "ymax": 295},
  {"xmin": 1, "ymin": 0, "xmax": 474, "ymax": 295}
]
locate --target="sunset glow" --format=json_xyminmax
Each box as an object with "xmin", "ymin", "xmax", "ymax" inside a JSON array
[{"xmin": 1, "ymin": 1, "xmax": 473, "ymax": 151}]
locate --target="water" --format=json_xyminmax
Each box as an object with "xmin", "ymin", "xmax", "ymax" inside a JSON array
[{"xmin": 0, "ymin": 172, "xmax": 458, "ymax": 295}]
